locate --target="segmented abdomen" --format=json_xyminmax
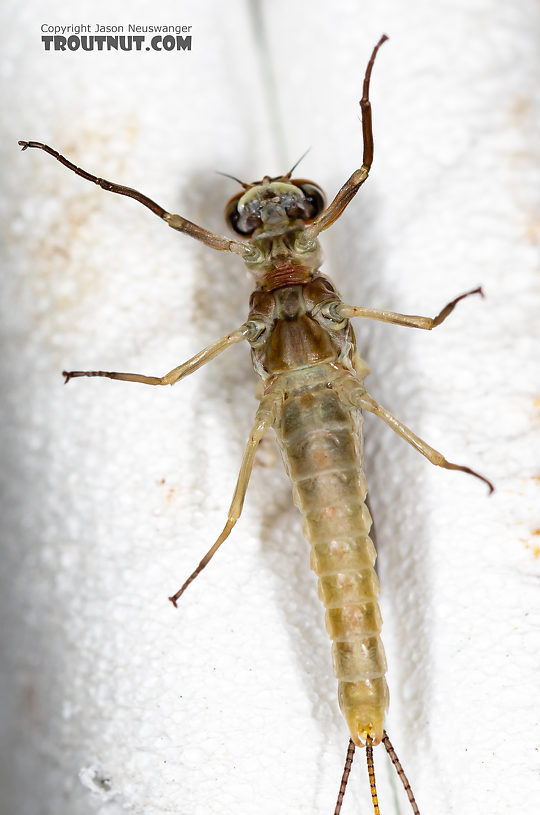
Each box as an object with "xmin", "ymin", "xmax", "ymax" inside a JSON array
[{"xmin": 277, "ymin": 374, "xmax": 389, "ymax": 745}]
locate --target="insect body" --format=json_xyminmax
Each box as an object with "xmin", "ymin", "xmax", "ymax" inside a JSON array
[{"xmin": 20, "ymin": 35, "xmax": 492, "ymax": 814}]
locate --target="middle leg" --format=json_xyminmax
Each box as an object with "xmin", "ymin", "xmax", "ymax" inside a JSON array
[
  {"xmin": 328, "ymin": 287, "xmax": 484, "ymax": 330},
  {"xmin": 63, "ymin": 324, "xmax": 253, "ymax": 386}
]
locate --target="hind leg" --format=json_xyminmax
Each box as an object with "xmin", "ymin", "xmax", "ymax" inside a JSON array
[{"xmin": 168, "ymin": 397, "xmax": 276, "ymax": 605}]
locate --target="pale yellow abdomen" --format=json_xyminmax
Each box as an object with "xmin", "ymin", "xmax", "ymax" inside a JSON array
[{"xmin": 277, "ymin": 375, "xmax": 389, "ymax": 746}]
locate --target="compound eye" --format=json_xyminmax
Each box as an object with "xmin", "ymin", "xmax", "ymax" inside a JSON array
[
  {"xmin": 225, "ymin": 195, "xmax": 261, "ymax": 235},
  {"xmin": 293, "ymin": 181, "xmax": 326, "ymax": 220}
]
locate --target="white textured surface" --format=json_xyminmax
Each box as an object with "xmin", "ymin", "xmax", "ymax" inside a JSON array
[{"xmin": 1, "ymin": 1, "xmax": 539, "ymax": 814}]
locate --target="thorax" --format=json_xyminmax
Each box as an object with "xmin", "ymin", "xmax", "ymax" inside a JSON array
[{"xmin": 247, "ymin": 275, "xmax": 356, "ymax": 380}]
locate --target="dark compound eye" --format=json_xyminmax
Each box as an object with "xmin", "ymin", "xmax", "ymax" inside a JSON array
[
  {"xmin": 296, "ymin": 183, "xmax": 326, "ymax": 219},
  {"xmin": 225, "ymin": 179, "xmax": 326, "ymax": 234},
  {"xmin": 230, "ymin": 208, "xmax": 262, "ymax": 235},
  {"xmin": 225, "ymin": 194, "xmax": 261, "ymax": 235}
]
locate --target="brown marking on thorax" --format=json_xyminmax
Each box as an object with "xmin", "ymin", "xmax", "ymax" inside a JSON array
[
  {"xmin": 259, "ymin": 261, "xmax": 313, "ymax": 291},
  {"xmin": 248, "ymin": 275, "xmax": 355, "ymax": 377}
]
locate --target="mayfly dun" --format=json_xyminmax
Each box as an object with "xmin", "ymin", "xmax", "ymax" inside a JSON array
[{"xmin": 19, "ymin": 35, "xmax": 493, "ymax": 814}]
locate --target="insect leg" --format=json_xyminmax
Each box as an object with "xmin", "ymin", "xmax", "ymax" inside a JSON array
[
  {"xmin": 63, "ymin": 325, "xmax": 253, "ymax": 386},
  {"xmin": 18, "ymin": 141, "xmax": 257, "ymax": 259},
  {"xmin": 351, "ymin": 390, "xmax": 494, "ymax": 493},
  {"xmin": 332, "ymin": 287, "xmax": 484, "ymax": 330},
  {"xmin": 298, "ymin": 34, "xmax": 388, "ymax": 245},
  {"xmin": 168, "ymin": 398, "xmax": 276, "ymax": 606}
]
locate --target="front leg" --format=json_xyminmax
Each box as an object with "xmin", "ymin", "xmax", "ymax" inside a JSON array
[
  {"xmin": 63, "ymin": 324, "xmax": 253, "ymax": 386},
  {"xmin": 18, "ymin": 141, "xmax": 259, "ymax": 261},
  {"xmin": 298, "ymin": 34, "xmax": 388, "ymax": 246}
]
